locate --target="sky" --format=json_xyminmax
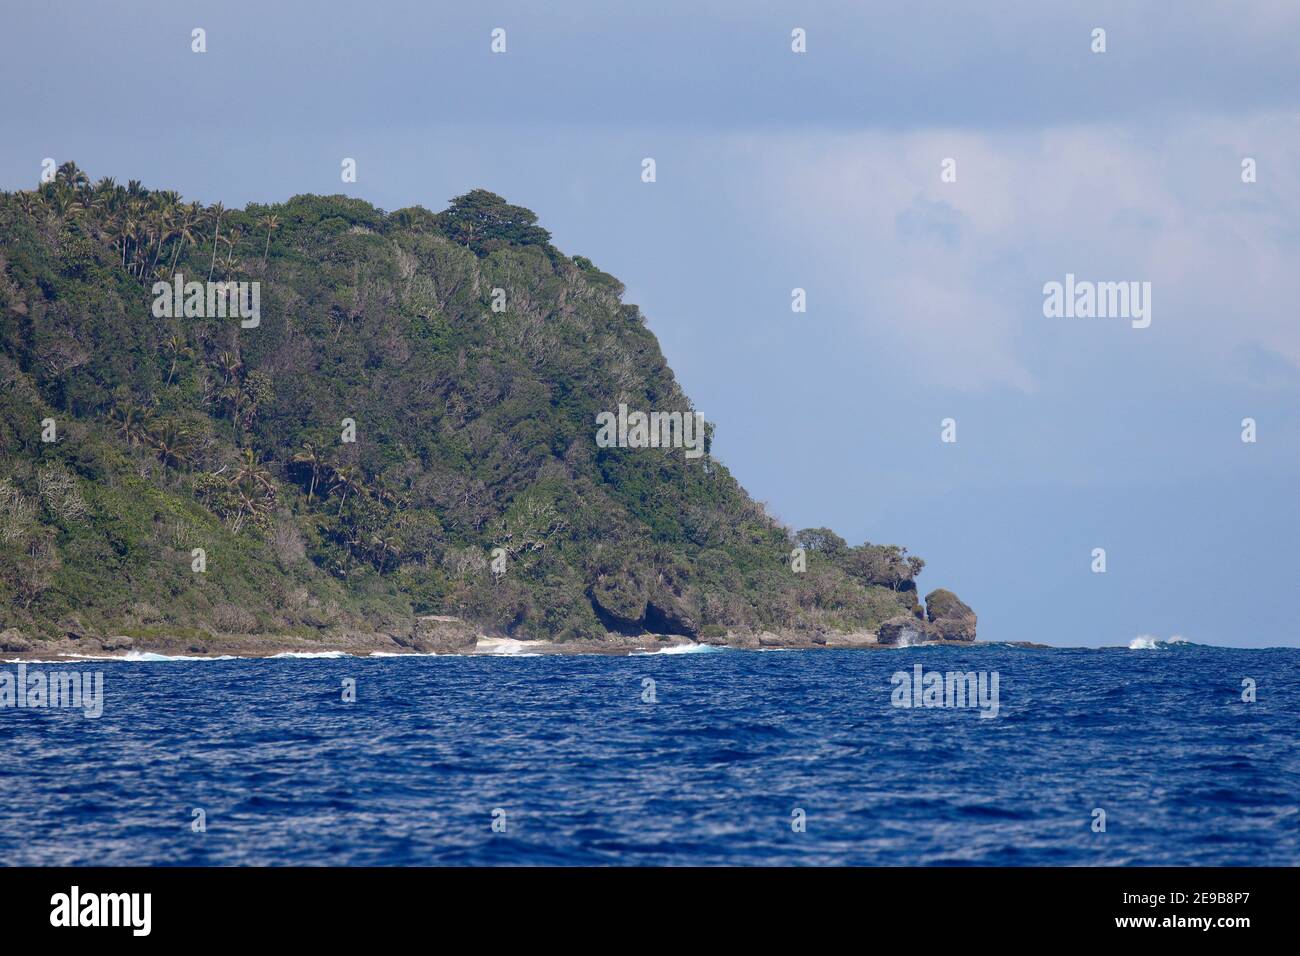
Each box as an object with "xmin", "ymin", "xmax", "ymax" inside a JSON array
[{"xmin": 2, "ymin": 1, "xmax": 1298, "ymax": 647}]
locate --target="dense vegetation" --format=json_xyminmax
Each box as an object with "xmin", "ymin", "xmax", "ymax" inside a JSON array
[{"xmin": 0, "ymin": 164, "xmax": 933, "ymax": 644}]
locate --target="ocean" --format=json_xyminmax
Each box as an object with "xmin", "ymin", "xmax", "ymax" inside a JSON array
[{"xmin": 1, "ymin": 642, "xmax": 1296, "ymax": 866}]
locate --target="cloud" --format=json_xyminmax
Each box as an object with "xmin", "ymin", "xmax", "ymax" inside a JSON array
[{"xmin": 733, "ymin": 112, "xmax": 1300, "ymax": 391}]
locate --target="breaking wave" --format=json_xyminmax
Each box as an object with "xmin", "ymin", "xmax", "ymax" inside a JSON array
[
  {"xmin": 632, "ymin": 643, "xmax": 725, "ymax": 655},
  {"xmin": 1129, "ymin": 635, "xmax": 1204, "ymax": 650}
]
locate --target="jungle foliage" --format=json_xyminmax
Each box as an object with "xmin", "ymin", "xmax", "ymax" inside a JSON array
[{"xmin": 0, "ymin": 164, "xmax": 925, "ymax": 641}]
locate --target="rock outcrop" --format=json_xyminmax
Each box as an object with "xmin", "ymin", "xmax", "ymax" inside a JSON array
[
  {"xmin": 588, "ymin": 570, "xmax": 651, "ymax": 632},
  {"xmin": 56, "ymin": 615, "xmax": 95, "ymax": 642},
  {"xmin": 876, "ymin": 615, "xmax": 939, "ymax": 646},
  {"xmin": 924, "ymin": 588, "xmax": 977, "ymax": 642},
  {"xmin": 822, "ymin": 630, "xmax": 878, "ymax": 648},
  {"xmin": 588, "ymin": 566, "xmax": 699, "ymax": 637},
  {"xmin": 0, "ymin": 628, "xmax": 32, "ymax": 652},
  {"xmin": 644, "ymin": 591, "xmax": 699, "ymax": 638},
  {"xmin": 396, "ymin": 615, "xmax": 478, "ymax": 653}
]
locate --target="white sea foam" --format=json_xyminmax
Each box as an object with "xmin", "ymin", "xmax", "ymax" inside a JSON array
[
  {"xmin": 121, "ymin": 651, "xmax": 240, "ymax": 662},
  {"xmin": 48, "ymin": 651, "xmax": 243, "ymax": 662},
  {"xmin": 475, "ymin": 637, "xmax": 545, "ymax": 656},
  {"xmin": 268, "ymin": 651, "xmax": 350, "ymax": 659},
  {"xmin": 894, "ymin": 631, "xmax": 932, "ymax": 648},
  {"xmin": 632, "ymin": 643, "xmax": 724, "ymax": 655},
  {"xmin": 1128, "ymin": 633, "xmax": 1204, "ymax": 650},
  {"xmin": 1127, "ymin": 634, "xmax": 1222, "ymax": 650},
  {"xmin": 1128, "ymin": 635, "xmax": 1162, "ymax": 650}
]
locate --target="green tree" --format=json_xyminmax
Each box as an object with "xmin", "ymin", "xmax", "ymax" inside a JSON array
[{"xmin": 435, "ymin": 189, "xmax": 551, "ymax": 255}]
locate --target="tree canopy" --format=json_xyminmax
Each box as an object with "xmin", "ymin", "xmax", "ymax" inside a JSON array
[{"xmin": 0, "ymin": 165, "xmax": 927, "ymax": 643}]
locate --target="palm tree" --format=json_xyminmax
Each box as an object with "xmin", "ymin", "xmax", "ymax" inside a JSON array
[
  {"xmin": 258, "ymin": 214, "xmax": 280, "ymax": 268},
  {"xmin": 370, "ymin": 533, "xmax": 400, "ymax": 573},
  {"xmin": 208, "ymin": 371, "xmax": 244, "ymax": 431},
  {"xmin": 169, "ymin": 203, "xmax": 201, "ymax": 273},
  {"xmin": 164, "ymin": 332, "xmax": 194, "ymax": 386},
  {"xmin": 291, "ymin": 443, "xmax": 327, "ymax": 503},
  {"xmin": 47, "ymin": 189, "xmax": 80, "ymax": 221},
  {"xmin": 223, "ymin": 227, "xmax": 241, "ymax": 267},
  {"xmin": 121, "ymin": 201, "xmax": 143, "ymax": 270},
  {"xmin": 146, "ymin": 419, "xmax": 193, "ymax": 469},
  {"xmin": 228, "ymin": 448, "xmax": 275, "ymax": 493},
  {"xmin": 139, "ymin": 218, "xmax": 160, "ymax": 276},
  {"xmin": 148, "ymin": 191, "xmax": 180, "ymax": 272},
  {"xmin": 216, "ymin": 350, "xmax": 243, "ymax": 384},
  {"xmin": 330, "ymin": 467, "xmax": 363, "ymax": 515},
  {"xmin": 230, "ymin": 485, "xmax": 272, "ymax": 535},
  {"xmin": 109, "ymin": 401, "xmax": 154, "ymax": 447},
  {"xmin": 207, "ymin": 202, "xmax": 224, "ymax": 281},
  {"xmin": 104, "ymin": 208, "xmax": 124, "ymax": 265},
  {"xmin": 56, "ymin": 162, "xmax": 89, "ymax": 191}
]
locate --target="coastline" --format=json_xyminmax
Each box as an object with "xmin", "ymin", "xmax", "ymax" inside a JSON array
[{"xmin": 1, "ymin": 628, "xmax": 1049, "ymax": 661}]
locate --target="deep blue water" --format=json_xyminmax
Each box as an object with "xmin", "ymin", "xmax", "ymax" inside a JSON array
[{"xmin": 1, "ymin": 643, "xmax": 1297, "ymax": 866}]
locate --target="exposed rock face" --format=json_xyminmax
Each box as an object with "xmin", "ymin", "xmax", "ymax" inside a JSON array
[
  {"xmin": 99, "ymin": 635, "xmax": 134, "ymax": 651},
  {"xmin": 0, "ymin": 628, "xmax": 32, "ymax": 652},
  {"xmin": 822, "ymin": 631, "xmax": 878, "ymax": 648},
  {"xmin": 757, "ymin": 630, "xmax": 826, "ymax": 648},
  {"xmin": 877, "ymin": 615, "xmax": 939, "ymax": 646},
  {"xmin": 397, "ymin": 615, "xmax": 478, "ymax": 653},
  {"xmin": 644, "ymin": 591, "xmax": 699, "ymax": 637},
  {"xmin": 57, "ymin": 615, "xmax": 94, "ymax": 641},
  {"xmin": 588, "ymin": 571, "xmax": 650, "ymax": 632},
  {"xmin": 701, "ymin": 628, "xmax": 757, "ymax": 648},
  {"xmin": 588, "ymin": 566, "xmax": 699, "ymax": 637},
  {"xmin": 924, "ymin": 589, "xmax": 977, "ymax": 642}
]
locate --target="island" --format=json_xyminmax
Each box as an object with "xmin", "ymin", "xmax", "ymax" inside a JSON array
[{"xmin": 0, "ymin": 166, "xmax": 978, "ymax": 658}]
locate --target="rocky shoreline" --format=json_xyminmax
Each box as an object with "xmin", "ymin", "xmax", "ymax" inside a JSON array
[{"xmin": 1, "ymin": 611, "xmax": 1047, "ymax": 660}]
